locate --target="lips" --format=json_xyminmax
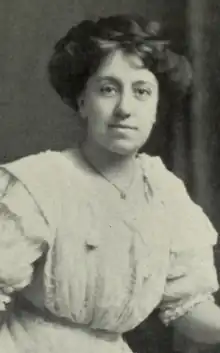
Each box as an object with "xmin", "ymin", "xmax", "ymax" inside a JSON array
[{"xmin": 109, "ymin": 124, "xmax": 137, "ymax": 130}]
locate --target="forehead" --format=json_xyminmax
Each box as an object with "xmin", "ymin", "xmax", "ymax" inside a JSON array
[{"xmin": 91, "ymin": 49, "xmax": 157, "ymax": 85}]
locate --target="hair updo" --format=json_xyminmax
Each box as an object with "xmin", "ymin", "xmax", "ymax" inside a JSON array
[{"xmin": 48, "ymin": 15, "xmax": 192, "ymax": 110}]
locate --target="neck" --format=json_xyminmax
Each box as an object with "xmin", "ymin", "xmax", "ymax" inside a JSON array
[{"xmin": 81, "ymin": 141, "xmax": 137, "ymax": 184}]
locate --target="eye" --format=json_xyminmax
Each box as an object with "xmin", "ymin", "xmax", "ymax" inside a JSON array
[
  {"xmin": 134, "ymin": 87, "xmax": 152, "ymax": 101},
  {"xmin": 100, "ymin": 84, "xmax": 118, "ymax": 97}
]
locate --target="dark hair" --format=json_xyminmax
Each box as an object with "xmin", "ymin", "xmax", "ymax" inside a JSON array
[{"xmin": 48, "ymin": 15, "xmax": 192, "ymax": 110}]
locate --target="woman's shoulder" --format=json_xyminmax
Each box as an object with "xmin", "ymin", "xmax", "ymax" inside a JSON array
[
  {"xmin": 0, "ymin": 149, "xmax": 77, "ymax": 205},
  {"xmin": 139, "ymin": 153, "xmax": 217, "ymax": 249},
  {"xmin": 0, "ymin": 149, "xmax": 81, "ymax": 184},
  {"xmin": 139, "ymin": 152, "xmax": 189, "ymax": 213},
  {"xmin": 138, "ymin": 152, "xmax": 183, "ymax": 192},
  {"xmin": 0, "ymin": 149, "xmax": 82, "ymax": 228},
  {"xmin": 2, "ymin": 149, "xmax": 66, "ymax": 173},
  {"xmin": 0, "ymin": 147, "xmax": 89, "ymax": 200}
]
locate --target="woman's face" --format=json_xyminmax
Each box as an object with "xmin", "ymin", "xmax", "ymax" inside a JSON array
[{"xmin": 79, "ymin": 49, "xmax": 158, "ymax": 155}]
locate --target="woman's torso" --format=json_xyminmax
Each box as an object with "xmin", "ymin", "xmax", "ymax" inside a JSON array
[{"xmin": 0, "ymin": 149, "xmax": 172, "ymax": 353}]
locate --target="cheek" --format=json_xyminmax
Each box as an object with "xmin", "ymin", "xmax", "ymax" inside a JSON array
[
  {"xmin": 139, "ymin": 119, "xmax": 155, "ymax": 137},
  {"xmin": 87, "ymin": 98, "xmax": 116, "ymax": 122},
  {"xmin": 86, "ymin": 101, "xmax": 111, "ymax": 135},
  {"xmin": 140, "ymin": 101, "xmax": 157, "ymax": 124}
]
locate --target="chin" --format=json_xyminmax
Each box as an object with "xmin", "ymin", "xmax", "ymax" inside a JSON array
[{"xmin": 107, "ymin": 142, "xmax": 141, "ymax": 156}]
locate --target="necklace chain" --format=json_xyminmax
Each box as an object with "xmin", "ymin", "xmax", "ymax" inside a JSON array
[{"xmin": 80, "ymin": 149, "xmax": 136, "ymax": 200}]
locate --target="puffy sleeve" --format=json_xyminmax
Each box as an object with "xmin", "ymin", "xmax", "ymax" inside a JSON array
[
  {"xmin": 0, "ymin": 169, "xmax": 51, "ymax": 311},
  {"xmin": 155, "ymin": 161, "xmax": 219, "ymax": 325}
]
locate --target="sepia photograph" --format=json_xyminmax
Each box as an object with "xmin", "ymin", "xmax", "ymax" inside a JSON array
[{"xmin": 1, "ymin": 1, "xmax": 220, "ymax": 352}]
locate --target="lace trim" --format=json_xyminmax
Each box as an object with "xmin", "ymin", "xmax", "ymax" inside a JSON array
[{"xmin": 160, "ymin": 293, "xmax": 215, "ymax": 325}]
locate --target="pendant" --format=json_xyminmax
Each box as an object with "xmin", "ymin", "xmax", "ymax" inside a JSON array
[{"xmin": 120, "ymin": 191, "xmax": 127, "ymax": 200}]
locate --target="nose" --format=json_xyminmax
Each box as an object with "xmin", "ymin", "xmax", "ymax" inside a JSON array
[{"xmin": 114, "ymin": 90, "xmax": 132, "ymax": 119}]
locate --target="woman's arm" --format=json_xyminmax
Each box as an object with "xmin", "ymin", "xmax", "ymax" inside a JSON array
[{"xmin": 173, "ymin": 300, "xmax": 220, "ymax": 344}]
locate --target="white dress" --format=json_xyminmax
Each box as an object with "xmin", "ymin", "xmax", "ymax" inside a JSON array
[{"xmin": 0, "ymin": 149, "xmax": 218, "ymax": 353}]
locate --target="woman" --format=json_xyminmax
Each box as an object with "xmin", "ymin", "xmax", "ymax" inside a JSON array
[{"xmin": 0, "ymin": 14, "xmax": 220, "ymax": 353}]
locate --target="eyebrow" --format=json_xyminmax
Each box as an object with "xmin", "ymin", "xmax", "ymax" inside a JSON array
[
  {"xmin": 96, "ymin": 76, "xmax": 120, "ymax": 84},
  {"xmin": 96, "ymin": 76, "xmax": 157, "ymax": 87},
  {"xmin": 133, "ymin": 80, "xmax": 156, "ymax": 87}
]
